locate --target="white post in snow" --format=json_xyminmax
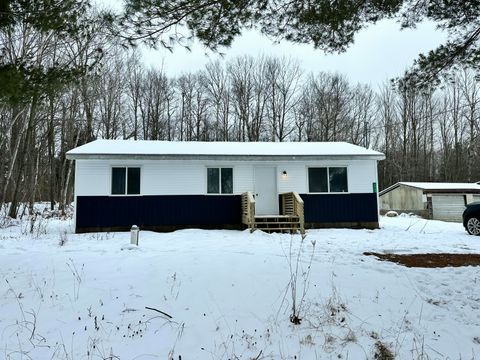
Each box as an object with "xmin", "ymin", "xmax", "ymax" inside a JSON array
[{"xmin": 130, "ymin": 225, "xmax": 140, "ymax": 246}]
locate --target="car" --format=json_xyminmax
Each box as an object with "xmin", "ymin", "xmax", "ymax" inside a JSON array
[{"xmin": 463, "ymin": 201, "xmax": 480, "ymax": 235}]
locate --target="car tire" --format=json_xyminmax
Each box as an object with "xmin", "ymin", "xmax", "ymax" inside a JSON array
[{"xmin": 466, "ymin": 216, "xmax": 480, "ymax": 236}]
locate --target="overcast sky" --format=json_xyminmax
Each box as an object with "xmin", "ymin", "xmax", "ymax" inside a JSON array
[{"xmin": 99, "ymin": 0, "xmax": 446, "ymax": 86}]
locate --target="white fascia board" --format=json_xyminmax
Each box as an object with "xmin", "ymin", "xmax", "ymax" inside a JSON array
[{"xmin": 66, "ymin": 153, "xmax": 386, "ymax": 161}]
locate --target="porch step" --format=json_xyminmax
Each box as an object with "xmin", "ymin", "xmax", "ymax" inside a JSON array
[
  {"xmin": 242, "ymin": 191, "xmax": 305, "ymax": 235},
  {"xmin": 255, "ymin": 216, "xmax": 299, "ymax": 221},
  {"xmin": 255, "ymin": 222, "xmax": 300, "ymax": 225},
  {"xmin": 255, "ymin": 228, "xmax": 300, "ymax": 233},
  {"xmin": 253, "ymin": 215, "xmax": 302, "ymax": 233}
]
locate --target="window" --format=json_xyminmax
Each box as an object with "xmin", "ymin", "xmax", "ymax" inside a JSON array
[
  {"xmin": 111, "ymin": 168, "xmax": 126, "ymax": 194},
  {"xmin": 207, "ymin": 167, "xmax": 233, "ymax": 194},
  {"xmin": 308, "ymin": 167, "xmax": 348, "ymax": 193},
  {"xmin": 308, "ymin": 168, "xmax": 328, "ymax": 192},
  {"xmin": 111, "ymin": 167, "xmax": 140, "ymax": 195},
  {"xmin": 127, "ymin": 167, "xmax": 141, "ymax": 195},
  {"xmin": 329, "ymin": 167, "xmax": 348, "ymax": 192}
]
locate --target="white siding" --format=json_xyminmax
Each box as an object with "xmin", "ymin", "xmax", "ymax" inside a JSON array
[
  {"xmin": 233, "ymin": 164, "xmax": 254, "ymax": 193},
  {"xmin": 143, "ymin": 162, "xmax": 204, "ymax": 195},
  {"xmin": 277, "ymin": 163, "xmax": 306, "ymax": 193},
  {"xmin": 75, "ymin": 158, "xmax": 379, "ymax": 196},
  {"xmin": 76, "ymin": 160, "xmax": 111, "ymax": 196}
]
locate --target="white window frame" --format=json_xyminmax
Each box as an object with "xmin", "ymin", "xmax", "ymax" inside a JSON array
[
  {"xmin": 307, "ymin": 166, "xmax": 349, "ymax": 194},
  {"xmin": 205, "ymin": 166, "xmax": 234, "ymax": 195},
  {"xmin": 110, "ymin": 166, "xmax": 142, "ymax": 196}
]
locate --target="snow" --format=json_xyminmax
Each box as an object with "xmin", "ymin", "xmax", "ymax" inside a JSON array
[
  {"xmin": 66, "ymin": 139, "xmax": 385, "ymax": 159},
  {"xmin": 1, "ymin": 214, "xmax": 479, "ymax": 359},
  {"xmin": 401, "ymin": 182, "xmax": 480, "ymax": 190},
  {"xmin": 382, "ymin": 182, "xmax": 480, "ymax": 194},
  {"xmin": 385, "ymin": 210, "xmax": 399, "ymax": 217}
]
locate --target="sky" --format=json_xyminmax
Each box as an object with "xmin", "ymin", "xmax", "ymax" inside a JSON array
[{"xmin": 98, "ymin": 0, "xmax": 447, "ymax": 86}]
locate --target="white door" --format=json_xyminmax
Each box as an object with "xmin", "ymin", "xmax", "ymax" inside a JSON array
[
  {"xmin": 254, "ymin": 167, "xmax": 278, "ymax": 215},
  {"xmin": 431, "ymin": 194, "xmax": 465, "ymax": 222}
]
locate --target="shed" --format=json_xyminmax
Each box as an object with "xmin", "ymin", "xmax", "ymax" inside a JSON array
[
  {"xmin": 379, "ymin": 182, "xmax": 480, "ymax": 222},
  {"xmin": 66, "ymin": 140, "xmax": 385, "ymax": 233}
]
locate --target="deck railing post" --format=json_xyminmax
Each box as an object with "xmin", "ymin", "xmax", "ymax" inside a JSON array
[
  {"xmin": 280, "ymin": 191, "xmax": 305, "ymax": 235},
  {"xmin": 242, "ymin": 192, "xmax": 256, "ymax": 232}
]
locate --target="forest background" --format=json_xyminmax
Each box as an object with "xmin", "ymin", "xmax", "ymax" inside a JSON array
[{"xmin": 1, "ymin": 0, "xmax": 479, "ymax": 217}]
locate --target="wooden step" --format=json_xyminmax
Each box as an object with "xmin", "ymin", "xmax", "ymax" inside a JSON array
[
  {"xmin": 254, "ymin": 228, "xmax": 302, "ymax": 233},
  {"xmin": 255, "ymin": 217, "xmax": 299, "ymax": 222},
  {"xmin": 250, "ymin": 214, "xmax": 303, "ymax": 234},
  {"xmin": 255, "ymin": 224, "xmax": 298, "ymax": 227},
  {"xmin": 255, "ymin": 215, "xmax": 299, "ymax": 219},
  {"xmin": 255, "ymin": 221, "xmax": 300, "ymax": 225},
  {"xmin": 254, "ymin": 220, "xmax": 301, "ymax": 234}
]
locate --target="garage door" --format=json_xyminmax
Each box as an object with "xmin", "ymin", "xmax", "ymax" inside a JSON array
[
  {"xmin": 431, "ymin": 195, "xmax": 465, "ymax": 222},
  {"xmin": 473, "ymin": 195, "xmax": 480, "ymax": 203}
]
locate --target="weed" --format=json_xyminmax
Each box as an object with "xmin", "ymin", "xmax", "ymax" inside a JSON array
[
  {"xmin": 411, "ymin": 335, "xmax": 430, "ymax": 360},
  {"xmin": 300, "ymin": 334, "xmax": 315, "ymax": 346},
  {"xmin": 323, "ymin": 285, "xmax": 348, "ymax": 325},
  {"xmin": 21, "ymin": 211, "xmax": 48, "ymax": 238},
  {"xmin": 0, "ymin": 215, "xmax": 13, "ymax": 229},
  {"xmin": 343, "ymin": 329, "xmax": 357, "ymax": 343},
  {"xmin": 283, "ymin": 235, "xmax": 316, "ymax": 325},
  {"xmin": 373, "ymin": 340, "xmax": 394, "ymax": 360},
  {"xmin": 59, "ymin": 230, "xmax": 68, "ymax": 246},
  {"xmin": 66, "ymin": 258, "xmax": 84, "ymax": 301}
]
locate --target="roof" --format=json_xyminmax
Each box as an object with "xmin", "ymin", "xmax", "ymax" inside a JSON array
[
  {"xmin": 66, "ymin": 140, "xmax": 385, "ymax": 160},
  {"xmin": 380, "ymin": 182, "xmax": 480, "ymax": 196}
]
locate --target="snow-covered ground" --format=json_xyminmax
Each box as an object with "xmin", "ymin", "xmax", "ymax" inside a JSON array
[{"xmin": 0, "ymin": 214, "xmax": 479, "ymax": 359}]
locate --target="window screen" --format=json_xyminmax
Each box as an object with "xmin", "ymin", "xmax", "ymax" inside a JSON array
[
  {"xmin": 308, "ymin": 168, "xmax": 328, "ymax": 192},
  {"xmin": 221, "ymin": 168, "xmax": 233, "ymax": 194},
  {"xmin": 207, "ymin": 167, "xmax": 233, "ymax": 194},
  {"xmin": 207, "ymin": 168, "xmax": 220, "ymax": 193},
  {"xmin": 112, "ymin": 167, "xmax": 140, "ymax": 195},
  {"xmin": 329, "ymin": 167, "xmax": 348, "ymax": 192},
  {"xmin": 111, "ymin": 167, "xmax": 126, "ymax": 195},
  {"xmin": 127, "ymin": 167, "xmax": 141, "ymax": 194}
]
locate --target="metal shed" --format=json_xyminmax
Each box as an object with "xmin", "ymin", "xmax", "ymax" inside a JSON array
[{"xmin": 379, "ymin": 182, "xmax": 480, "ymax": 222}]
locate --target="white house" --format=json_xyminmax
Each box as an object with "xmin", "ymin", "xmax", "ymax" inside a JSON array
[
  {"xmin": 379, "ymin": 182, "xmax": 480, "ymax": 222},
  {"xmin": 66, "ymin": 140, "xmax": 385, "ymax": 233}
]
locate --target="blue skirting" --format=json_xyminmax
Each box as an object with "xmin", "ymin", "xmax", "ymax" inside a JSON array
[
  {"xmin": 76, "ymin": 195, "xmax": 242, "ymax": 231},
  {"xmin": 300, "ymin": 193, "xmax": 379, "ymax": 223},
  {"xmin": 75, "ymin": 193, "xmax": 379, "ymax": 232}
]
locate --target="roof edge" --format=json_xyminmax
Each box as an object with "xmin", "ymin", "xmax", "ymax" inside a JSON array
[
  {"xmin": 66, "ymin": 153, "xmax": 386, "ymax": 161},
  {"xmin": 379, "ymin": 183, "xmax": 401, "ymax": 196},
  {"xmin": 379, "ymin": 182, "xmax": 480, "ymax": 196}
]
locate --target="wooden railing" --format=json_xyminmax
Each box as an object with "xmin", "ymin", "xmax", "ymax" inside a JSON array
[
  {"xmin": 241, "ymin": 192, "xmax": 256, "ymax": 232},
  {"xmin": 281, "ymin": 192, "xmax": 305, "ymax": 235}
]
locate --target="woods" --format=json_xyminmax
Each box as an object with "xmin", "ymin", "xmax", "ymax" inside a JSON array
[
  {"xmin": 1, "ymin": 1, "xmax": 480, "ymax": 219},
  {"xmin": 1, "ymin": 49, "xmax": 480, "ymax": 216}
]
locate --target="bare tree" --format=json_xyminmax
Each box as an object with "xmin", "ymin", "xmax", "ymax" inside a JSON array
[
  {"xmin": 2, "ymin": 42, "xmax": 480, "ymax": 215},
  {"xmin": 264, "ymin": 57, "xmax": 302, "ymax": 141},
  {"xmin": 459, "ymin": 69, "xmax": 480, "ymax": 181},
  {"xmin": 204, "ymin": 61, "xmax": 231, "ymax": 140}
]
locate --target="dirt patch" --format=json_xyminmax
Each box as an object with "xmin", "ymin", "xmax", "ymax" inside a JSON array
[{"xmin": 363, "ymin": 252, "xmax": 480, "ymax": 268}]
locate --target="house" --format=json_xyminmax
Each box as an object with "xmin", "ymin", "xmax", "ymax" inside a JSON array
[
  {"xmin": 66, "ymin": 140, "xmax": 385, "ymax": 233},
  {"xmin": 379, "ymin": 182, "xmax": 480, "ymax": 222}
]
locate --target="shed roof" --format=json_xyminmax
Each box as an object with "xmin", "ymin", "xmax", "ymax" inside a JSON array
[
  {"xmin": 66, "ymin": 140, "xmax": 385, "ymax": 160},
  {"xmin": 380, "ymin": 182, "xmax": 480, "ymax": 196}
]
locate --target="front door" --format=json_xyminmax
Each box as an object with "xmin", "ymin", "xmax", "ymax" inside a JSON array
[{"xmin": 254, "ymin": 167, "xmax": 278, "ymax": 215}]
